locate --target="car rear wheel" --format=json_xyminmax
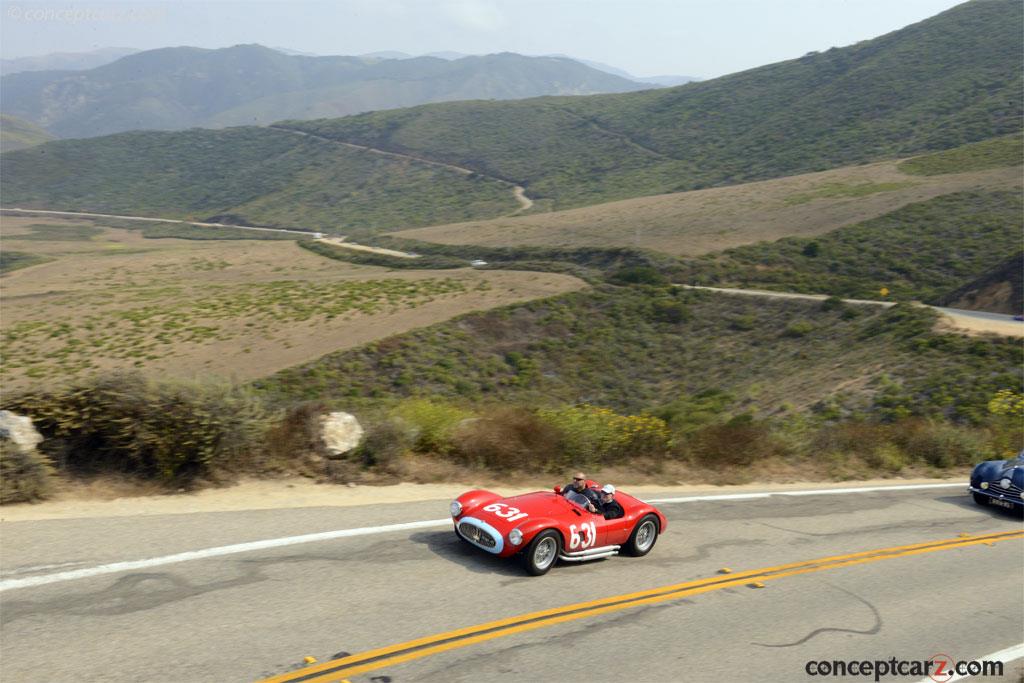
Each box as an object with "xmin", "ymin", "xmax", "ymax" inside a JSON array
[
  {"xmin": 972, "ymin": 492, "xmax": 989, "ymax": 506},
  {"xmin": 522, "ymin": 530, "xmax": 561, "ymax": 576},
  {"xmin": 625, "ymin": 514, "xmax": 659, "ymax": 557}
]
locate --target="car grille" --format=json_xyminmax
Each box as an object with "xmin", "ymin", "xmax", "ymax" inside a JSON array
[
  {"xmin": 986, "ymin": 480, "xmax": 1023, "ymax": 500},
  {"xmin": 459, "ymin": 521, "xmax": 497, "ymax": 548}
]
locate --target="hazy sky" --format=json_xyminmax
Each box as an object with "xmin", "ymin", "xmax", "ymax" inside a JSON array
[{"xmin": 1, "ymin": 0, "xmax": 969, "ymax": 79}]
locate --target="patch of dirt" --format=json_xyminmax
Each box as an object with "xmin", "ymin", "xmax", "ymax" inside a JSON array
[{"xmin": 391, "ymin": 162, "xmax": 1021, "ymax": 256}]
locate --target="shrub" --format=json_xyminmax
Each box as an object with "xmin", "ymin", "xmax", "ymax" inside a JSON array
[
  {"xmin": 538, "ymin": 404, "xmax": 671, "ymax": 466},
  {"xmin": 452, "ymin": 406, "xmax": 562, "ymax": 471},
  {"xmin": 686, "ymin": 416, "xmax": 787, "ymax": 467},
  {"xmin": 0, "ymin": 439, "xmax": 55, "ymax": 503},
  {"xmin": 608, "ymin": 266, "xmax": 668, "ymax": 286},
  {"xmin": 260, "ymin": 401, "xmax": 330, "ymax": 474},
  {"xmin": 392, "ymin": 398, "xmax": 473, "ymax": 453},
  {"xmin": 893, "ymin": 419, "xmax": 990, "ymax": 468},
  {"xmin": 865, "ymin": 444, "xmax": 908, "ymax": 472},
  {"xmin": 354, "ymin": 418, "xmax": 415, "ymax": 469},
  {"xmin": 4, "ymin": 372, "xmax": 270, "ymax": 483}
]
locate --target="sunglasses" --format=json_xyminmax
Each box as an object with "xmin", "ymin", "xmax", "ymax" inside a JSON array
[{"xmin": 573, "ymin": 477, "xmax": 585, "ymax": 481}]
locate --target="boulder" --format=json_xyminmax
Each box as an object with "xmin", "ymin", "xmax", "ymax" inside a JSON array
[
  {"xmin": 319, "ymin": 412, "xmax": 364, "ymax": 458},
  {"xmin": 0, "ymin": 410, "xmax": 43, "ymax": 452}
]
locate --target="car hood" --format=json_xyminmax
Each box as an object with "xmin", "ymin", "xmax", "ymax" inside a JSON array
[{"xmin": 975, "ymin": 459, "xmax": 1024, "ymax": 486}]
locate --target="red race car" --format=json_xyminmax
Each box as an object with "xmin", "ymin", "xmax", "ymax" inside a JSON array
[{"xmin": 450, "ymin": 483, "xmax": 667, "ymax": 575}]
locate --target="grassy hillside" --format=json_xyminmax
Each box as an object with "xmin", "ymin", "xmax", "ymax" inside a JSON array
[
  {"xmin": 0, "ymin": 127, "xmax": 516, "ymax": 234},
  {"xmin": 283, "ymin": 0, "xmax": 1022, "ymax": 210},
  {"xmin": 0, "ymin": 114, "xmax": 54, "ymax": 152},
  {"xmin": 673, "ymin": 190, "xmax": 1023, "ymax": 304},
  {"xmin": 1, "ymin": 46, "xmax": 646, "ymax": 138},
  {"xmin": 2, "ymin": 1, "xmax": 1019, "ymax": 234},
  {"xmin": 392, "ymin": 135, "xmax": 1022, "ymax": 255},
  {"xmin": 257, "ymin": 285, "xmax": 1021, "ymax": 426}
]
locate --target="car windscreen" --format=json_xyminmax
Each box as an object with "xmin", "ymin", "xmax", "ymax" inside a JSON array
[{"xmin": 565, "ymin": 490, "xmax": 590, "ymax": 509}]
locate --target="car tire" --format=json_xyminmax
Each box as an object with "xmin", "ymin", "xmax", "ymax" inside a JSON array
[
  {"xmin": 624, "ymin": 514, "xmax": 660, "ymax": 557},
  {"xmin": 522, "ymin": 529, "xmax": 561, "ymax": 576},
  {"xmin": 972, "ymin": 492, "xmax": 989, "ymax": 506}
]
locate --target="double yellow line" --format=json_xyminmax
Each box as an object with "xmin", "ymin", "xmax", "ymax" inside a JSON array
[{"xmin": 258, "ymin": 529, "xmax": 1023, "ymax": 683}]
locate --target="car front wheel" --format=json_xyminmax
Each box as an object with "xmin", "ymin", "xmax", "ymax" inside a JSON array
[
  {"xmin": 972, "ymin": 492, "xmax": 989, "ymax": 506},
  {"xmin": 523, "ymin": 530, "xmax": 561, "ymax": 576},
  {"xmin": 625, "ymin": 514, "xmax": 659, "ymax": 557}
]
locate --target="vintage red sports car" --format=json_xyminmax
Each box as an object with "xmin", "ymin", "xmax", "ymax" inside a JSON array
[{"xmin": 450, "ymin": 483, "xmax": 667, "ymax": 575}]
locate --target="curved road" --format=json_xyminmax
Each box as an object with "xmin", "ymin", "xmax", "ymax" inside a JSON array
[
  {"xmin": 677, "ymin": 285, "xmax": 1024, "ymax": 337},
  {"xmin": 1, "ymin": 483, "xmax": 1021, "ymax": 682},
  {"xmin": 269, "ymin": 126, "xmax": 534, "ymax": 215}
]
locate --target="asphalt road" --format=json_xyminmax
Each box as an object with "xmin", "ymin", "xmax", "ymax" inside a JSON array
[{"xmin": 1, "ymin": 486, "xmax": 1022, "ymax": 683}]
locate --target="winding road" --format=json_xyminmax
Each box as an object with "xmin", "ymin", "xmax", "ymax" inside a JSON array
[
  {"xmin": 677, "ymin": 285, "xmax": 1024, "ymax": 337},
  {"xmin": 269, "ymin": 126, "xmax": 534, "ymax": 215},
  {"xmin": 2, "ymin": 483, "xmax": 1021, "ymax": 682}
]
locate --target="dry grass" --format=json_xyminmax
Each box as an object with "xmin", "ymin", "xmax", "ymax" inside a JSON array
[
  {"xmin": 0, "ymin": 218, "xmax": 586, "ymax": 390},
  {"xmin": 392, "ymin": 161, "xmax": 1022, "ymax": 256}
]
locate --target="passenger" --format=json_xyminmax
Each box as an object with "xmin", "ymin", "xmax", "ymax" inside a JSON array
[
  {"xmin": 598, "ymin": 484, "xmax": 624, "ymax": 519},
  {"xmin": 563, "ymin": 470, "xmax": 600, "ymax": 512}
]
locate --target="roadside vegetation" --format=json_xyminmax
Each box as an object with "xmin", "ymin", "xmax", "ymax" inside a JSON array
[{"xmin": 673, "ymin": 190, "xmax": 1023, "ymax": 303}]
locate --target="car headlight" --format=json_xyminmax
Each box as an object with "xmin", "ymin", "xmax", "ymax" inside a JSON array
[
  {"xmin": 980, "ymin": 482, "xmax": 989, "ymax": 489},
  {"xmin": 450, "ymin": 500, "xmax": 463, "ymax": 517},
  {"xmin": 508, "ymin": 528, "xmax": 523, "ymax": 546}
]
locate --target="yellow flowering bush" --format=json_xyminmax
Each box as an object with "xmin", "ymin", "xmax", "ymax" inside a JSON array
[{"xmin": 538, "ymin": 404, "xmax": 671, "ymax": 465}]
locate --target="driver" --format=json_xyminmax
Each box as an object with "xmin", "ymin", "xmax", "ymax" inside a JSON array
[{"xmin": 563, "ymin": 470, "xmax": 601, "ymax": 513}]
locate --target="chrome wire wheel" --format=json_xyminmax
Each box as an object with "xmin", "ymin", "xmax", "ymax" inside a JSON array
[
  {"xmin": 534, "ymin": 536, "xmax": 557, "ymax": 570},
  {"xmin": 636, "ymin": 520, "xmax": 657, "ymax": 552}
]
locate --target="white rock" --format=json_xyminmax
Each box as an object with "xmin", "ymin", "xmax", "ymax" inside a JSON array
[
  {"xmin": 319, "ymin": 412, "xmax": 364, "ymax": 457},
  {"xmin": 0, "ymin": 410, "xmax": 43, "ymax": 452}
]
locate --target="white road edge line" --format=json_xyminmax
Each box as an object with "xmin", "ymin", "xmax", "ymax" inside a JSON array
[
  {"xmin": 645, "ymin": 482, "xmax": 963, "ymax": 503},
  {"xmin": 1, "ymin": 482, "xmax": 966, "ymax": 592},
  {"xmin": 0, "ymin": 519, "xmax": 450, "ymax": 593},
  {"xmin": 916, "ymin": 643, "xmax": 1024, "ymax": 683}
]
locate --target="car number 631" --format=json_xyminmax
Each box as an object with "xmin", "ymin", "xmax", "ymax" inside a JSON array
[
  {"xmin": 569, "ymin": 522, "xmax": 597, "ymax": 550},
  {"xmin": 483, "ymin": 503, "xmax": 529, "ymax": 522}
]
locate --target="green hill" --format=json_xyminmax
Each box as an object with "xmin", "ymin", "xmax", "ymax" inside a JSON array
[
  {"xmin": 0, "ymin": 45, "xmax": 647, "ymax": 139},
  {"xmin": 1, "ymin": 0, "xmax": 1020, "ymax": 235},
  {"xmin": 675, "ymin": 189, "xmax": 1024, "ymax": 304},
  {"xmin": 257, "ymin": 285, "xmax": 1020, "ymax": 426},
  {"xmin": 0, "ymin": 115, "xmax": 54, "ymax": 152}
]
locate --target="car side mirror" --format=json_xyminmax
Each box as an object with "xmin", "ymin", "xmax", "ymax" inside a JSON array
[{"xmin": 553, "ymin": 486, "xmax": 562, "ymax": 494}]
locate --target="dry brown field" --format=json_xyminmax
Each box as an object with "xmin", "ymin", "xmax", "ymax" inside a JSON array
[
  {"xmin": 0, "ymin": 217, "xmax": 585, "ymax": 390},
  {"xmin": 391, "ymin": 161, "xmax": 1022, "ymax": 255}
]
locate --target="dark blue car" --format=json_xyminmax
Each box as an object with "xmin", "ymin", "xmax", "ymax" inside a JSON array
[{"xmin": 969, "ymin": 451, "xmax": 1024, "ymax": 512}]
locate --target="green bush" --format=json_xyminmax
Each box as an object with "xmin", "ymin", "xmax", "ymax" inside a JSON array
[
  {"xmin": 4, "ymin": 372, "xmax": 270, "ymax": 483},
  {"xmin": 0, "ymin": 439, "xmax": 55, "ymax": 503},
  {"xmin": 392, "ymin": 399, "xmax": 473, "ymax": 453},
  {"xmin": 354, "ymin": 418, "xmax": 416, "ymax": 469},
  {"xmin": 537, "ymin": 404, "xmax": 671, "ymax": 466}
]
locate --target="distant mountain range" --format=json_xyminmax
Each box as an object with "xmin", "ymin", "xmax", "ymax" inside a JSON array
[
  {"xmin": 3, "ymin": 0, "xmax": 1019, "ymax": 237},
  {"xmin": 355, "ymin": 50, "xmax": 699, "ymax": 86},
  {"xmin": 0, "ymin": 45, "xmax": 666, "ymax": 138},
  {"xmin": 0, "ymin": 47, "xmax": 140, "ymax": 76}
]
